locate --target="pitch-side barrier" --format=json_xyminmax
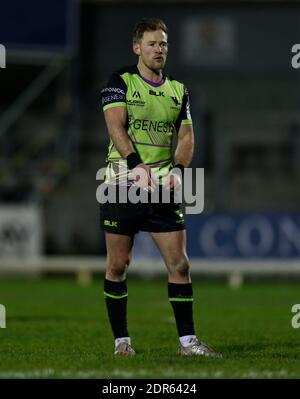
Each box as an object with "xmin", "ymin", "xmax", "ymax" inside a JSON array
[{"xmin": 0, "ymin": 257, "xmax": 300, "ymax": 287}]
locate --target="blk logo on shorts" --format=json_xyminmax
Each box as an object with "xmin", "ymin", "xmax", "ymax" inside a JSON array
[{"xmin": 104, "ymin": 220, "xmax": 118, "ymax": 227}]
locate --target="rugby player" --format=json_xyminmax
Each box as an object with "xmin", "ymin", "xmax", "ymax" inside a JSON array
[{"xmin": 100, "ymin": 18, "xmax": 221, "ymax": 357}]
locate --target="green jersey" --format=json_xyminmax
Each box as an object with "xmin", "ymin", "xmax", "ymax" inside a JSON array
[{"xmin": 100, "ymin": 65, "xmax": 192, "ymax": 185}]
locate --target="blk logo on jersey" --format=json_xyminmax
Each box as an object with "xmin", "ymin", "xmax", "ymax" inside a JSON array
[
  {"xmin": 132, "ymin": 91, "xmax": 141, "ymax": 98},
  {"xmin": 149, "ymin": 90, "xmax": 164, "ymax": 97}
]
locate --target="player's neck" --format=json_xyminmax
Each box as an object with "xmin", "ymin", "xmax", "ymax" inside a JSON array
[{"xmin": 137, "ymin": 62, "xmax": 163, "ymax": 83}]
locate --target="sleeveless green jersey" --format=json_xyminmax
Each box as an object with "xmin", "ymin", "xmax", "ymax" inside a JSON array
[{"xmin": 100, "ymin": 65, "xmax": 192, "ymax": 185}]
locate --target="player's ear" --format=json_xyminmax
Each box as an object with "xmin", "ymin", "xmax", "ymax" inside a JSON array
[{"xmin": 133, "ymin": 41, "xmax": 141, "ymax": 56}]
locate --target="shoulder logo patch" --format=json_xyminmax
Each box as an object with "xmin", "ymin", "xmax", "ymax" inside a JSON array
[{"xmin": 171, "ymin": 96, "xmax": 181, "ymax": 106}]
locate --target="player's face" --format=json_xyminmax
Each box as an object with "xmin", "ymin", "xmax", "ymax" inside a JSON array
[{"xmin": 133, "ymin": 29, "xmax": 168, "ymax": 71}]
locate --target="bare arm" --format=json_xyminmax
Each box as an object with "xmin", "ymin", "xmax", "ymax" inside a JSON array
[
  {"xmin": 103, "ymin": 106, "xmax": 135, "ymax": 159},
  {"xmin": 103, "ymin": 105, "xmax": 154, "ymax": 188},
  {"xmin": 165, "ymin": 124, "xmax": 194, "ymax": 190},
  {"xmin": 174, "ymin": 124, "xmax": 194, "ymax": 167}
]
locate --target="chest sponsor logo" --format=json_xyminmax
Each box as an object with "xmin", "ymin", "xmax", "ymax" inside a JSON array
[
  {"xmin": 128, "ymin": 117, "xmax": 174, "ymax": 133},
  {"xmin": 132, "ymin": 91, "xmax": 141, "ymax": 98},
  {"xmin": 128, "ymin": 90, "xmax": 145, "ymax": 106}
]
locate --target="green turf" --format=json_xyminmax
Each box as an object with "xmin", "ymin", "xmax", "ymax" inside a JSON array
[{"xmin": 0, "ymin": 277, "xmax": 300, "ymax": 379}]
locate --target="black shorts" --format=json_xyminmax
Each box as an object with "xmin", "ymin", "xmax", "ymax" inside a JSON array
[{"xmin": 99, "ymin": 186, "xmax": 185, "ymax": 236}]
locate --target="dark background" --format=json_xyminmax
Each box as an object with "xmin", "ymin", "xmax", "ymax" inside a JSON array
[{"xmin": 0, "ymin": 0, "xmax": 299, "ymax": 257}]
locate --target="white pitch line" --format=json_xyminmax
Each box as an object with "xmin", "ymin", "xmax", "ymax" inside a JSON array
[{"xmin": 0, "ymin": 368, "xmax": 295, "ymax": 379}]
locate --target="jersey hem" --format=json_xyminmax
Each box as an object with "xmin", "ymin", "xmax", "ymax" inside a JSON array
[
  {"xmin": 103, "ymin": 102, "xmax": 127, "ymax": 111},
  {"xmin": 181, "ymin": 120, "xmax": 193, "ymax": 125}
]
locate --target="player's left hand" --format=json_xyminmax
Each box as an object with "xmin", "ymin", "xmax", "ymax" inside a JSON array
[{"xmin": 164, "ymin": 171, "xmax": 182, "ymax": 191}]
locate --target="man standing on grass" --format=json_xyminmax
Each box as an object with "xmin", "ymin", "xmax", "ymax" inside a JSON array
[{"xmin": 100, "ymin": 17, "xmax": 221, "ymax": 357}]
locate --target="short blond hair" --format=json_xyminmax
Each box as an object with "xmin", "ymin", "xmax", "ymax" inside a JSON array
[{"xmin": 133, "ymin": 18, "xmax": 168, "ymax": 43}]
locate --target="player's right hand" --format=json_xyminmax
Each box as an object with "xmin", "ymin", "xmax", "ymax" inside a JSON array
[{"xmin": 130, "ymin": 164, "xmax": 157, "ymax": 192}]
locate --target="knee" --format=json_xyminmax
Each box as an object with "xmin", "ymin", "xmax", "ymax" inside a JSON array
[
  {"xmin": 169, "ymin": 256, "xmax": 190, "ymax": 278},
  {"xmin": 106, "ymin": 256, "xmax": 130, "ymax": 280}
]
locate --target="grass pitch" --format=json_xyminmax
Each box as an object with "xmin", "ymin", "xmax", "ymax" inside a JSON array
[{"xmin": 0, "ymin": 277, "xmax": 300, "ymax": 379}]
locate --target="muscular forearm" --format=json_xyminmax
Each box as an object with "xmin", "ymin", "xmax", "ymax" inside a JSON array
[
  {"xmin": 104, "ymin": 107, "xmax": 137, "ymax": 160},
  {"xmin": 174, "ymin": 132, "xmax": 194, "ymax": 167},
  {"xmin": 108, "ymin": 124, "xmax": 136, "ymax": 159},
  {"xmin": 107, "ymin": 118, "xmax": 152, "ymax": 187}
]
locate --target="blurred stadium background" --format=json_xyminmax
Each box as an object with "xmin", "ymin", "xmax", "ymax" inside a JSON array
[{"xmin": 0, "ymin": 0, "xmax": 300, "ymax": 282}]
